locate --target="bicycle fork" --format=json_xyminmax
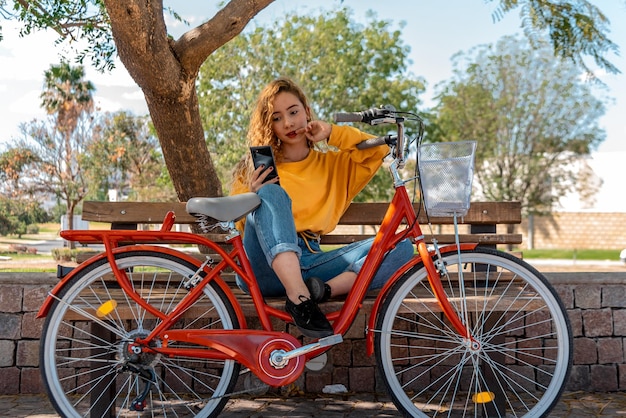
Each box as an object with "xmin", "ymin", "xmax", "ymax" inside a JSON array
[
  {"xmin": 417, "ymin": 238, "xmax": 501, "ymax": 407},
  {"xmin": 416, "ymin": 240, "xmax": 478, "ymax": 347}
]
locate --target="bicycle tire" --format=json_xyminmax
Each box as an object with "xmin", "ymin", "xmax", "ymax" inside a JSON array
[
  {"xmin": 40, "ymin": 250, "xmax": 241, "ymax": 418},
  {"xmin": 375, "ymin": 247, "xmax": 572, "ymax": 418}
]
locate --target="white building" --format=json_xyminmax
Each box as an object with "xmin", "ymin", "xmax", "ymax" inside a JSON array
[{"xmin": 557, "ymin": 151, "xmax": 625, "ymax": 213}]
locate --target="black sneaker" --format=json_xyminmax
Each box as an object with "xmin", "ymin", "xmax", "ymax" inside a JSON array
[
  {"xmin": 285, "ymin": 295, "xmax": 334, "ymax": 338},
  {"xmin": 306, "ymin": 277, "xmax": 332, "ymax": 303}
]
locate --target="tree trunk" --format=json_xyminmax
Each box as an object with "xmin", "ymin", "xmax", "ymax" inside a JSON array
[
  {"xmin": 145, "ymin": 87, "xmax": 222, "ymax": 200},
  {"xmin": 103, "ymin": 0, "xmax": 274, "ymax": 200},
  {"xmin": 66, "ymin": 203, "xmax": 76, "ymax": 250}
]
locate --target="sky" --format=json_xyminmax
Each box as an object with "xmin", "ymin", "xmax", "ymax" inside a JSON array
[{"xmin": 0, "ymin": 0, "xmax": 625, "ymax": 209}]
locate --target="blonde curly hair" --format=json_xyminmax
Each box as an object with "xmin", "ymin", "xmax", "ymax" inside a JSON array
[{"xmin": 230, "ymin": 77, "xmax": 314, "ymax": 193}]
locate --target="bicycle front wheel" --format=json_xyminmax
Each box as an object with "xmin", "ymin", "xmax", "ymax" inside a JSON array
[
  {"xmin": 40, "ymin": 250, "xmax": 240, "ymax": 418},
  {"xmin": 375, "ymin": 247, "xmax": 572, "ymax": 418}
]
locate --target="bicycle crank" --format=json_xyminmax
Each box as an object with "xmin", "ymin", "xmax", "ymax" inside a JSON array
[
  {"xmin": 161, "ymin": 329, "xmax": 342, "ymax": 387},
  {"xmin": 269, "ymin": 334, "xmax": 343, "ymax": 367}
]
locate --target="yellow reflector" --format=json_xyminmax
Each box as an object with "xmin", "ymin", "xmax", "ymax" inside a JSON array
[
  {"xmin": 96, "ymin": 300, "xmax": 117, "ymax": 318},
  {"xmin": 473, "ymin": 391, "xmax": 495, "ymax": 404}
]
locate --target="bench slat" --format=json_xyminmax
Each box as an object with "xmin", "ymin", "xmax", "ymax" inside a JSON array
[
  {"xmin": 82, "ymin": 201, "xmax": 196, "ymax": 224},
  {"xmin": 334, "ymin": 201, "xmax": 521, "ymax": 225},
  {"xmin": 78, "ymin": 200, "xmax": 522, "ymax": 251},
  {"xmin": 320, "ymin": 233, "xmax": 522, "ymax": 245},
  {"xmin": 82, "ymin": 201, "xmax": 521, "ymax": 226}
]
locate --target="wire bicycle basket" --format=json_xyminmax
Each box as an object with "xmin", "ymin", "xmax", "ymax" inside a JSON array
[{"xmin": 418, "ymin": 140, "xmax": 477, "ymax": 217}]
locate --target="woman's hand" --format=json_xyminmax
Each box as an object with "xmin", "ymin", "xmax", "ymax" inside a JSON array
[
  {"xmin": 298, "ymin": 120, "xmax": 331, "ymax": 143},
  {"xmin": 249, "ymin": 164, "xmax": 279, "ymax": 192}
]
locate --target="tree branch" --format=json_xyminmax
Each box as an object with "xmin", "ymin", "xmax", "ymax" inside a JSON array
[{"xmin": 172, "ymin": 0, "xmax": 275, "ymax": 75}]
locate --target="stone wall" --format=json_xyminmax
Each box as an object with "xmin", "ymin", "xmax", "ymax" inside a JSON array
[
  {"xmin": 331, "ymin": 211, "xmax": 626, "ymax": 251},
  {"xmin": 0, "ymin": 274, "xmax": 54, "ymax": 395},
  {"xmin": 1, "ymin": 272, "xmax": 625, "ymax": 395},
  {"xmin": 520, "ymin": 212, "xmax": 626, "ymax": 251}
]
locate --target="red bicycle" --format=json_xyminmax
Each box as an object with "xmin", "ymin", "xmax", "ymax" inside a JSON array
[{"xmin": 38, "ymin": 107, "xmax": 572, "ymax": 417}]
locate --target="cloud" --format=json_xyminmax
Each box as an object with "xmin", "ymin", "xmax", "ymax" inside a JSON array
[
  {"xmin": 122, "ymin": 90, "xmax": 146, "ymax": 101},
  {"xmin": 0, "ymin": 22, "xmax": 65, "ymax": 82},
  {"xmin": 164, "ymin": 11, "xmax": 204, "ymax": 37},
  {"xmin": 85, "ymin": 64, "xmax": 138, "ymax": 88},
  {"xmin": 92, "ymin": 86, "xmax": 148, "ymax": 116}
]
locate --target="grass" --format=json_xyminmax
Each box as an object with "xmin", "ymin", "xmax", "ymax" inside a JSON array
[
  {"xmin": 0, "ymin": 266, "xmax": 55, "ymax": 273},
  {"xmin": 1, "ymin": 223, "xmax": 623, "ymax": 275},
  {"xmin": 0, "ymin": 252, "xmax": 58, "ymax": 273},
  {"xmin": 37, "ymin": 222, "xmax": 62, "ymax": 235},
  {"xmin": 518, "ymin": 248, "xmax": 621, "ymax": 261}
]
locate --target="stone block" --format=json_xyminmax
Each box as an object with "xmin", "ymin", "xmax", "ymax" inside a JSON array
[
  {"xmin": 351, "ymin": 339, "xmax": 376, "ymax": 367},
  {"xmin": 614, "ymin": 309, "xmax": 626, "ymax": 336},
  {"xmin": 348, "ymin": 367, "xmax": 375, "ymax": 392},
  {"xmin": 20, "ymin": 312, "xmax": 44, "ymax": 339},
  {"xmin": 22, "ymin": 285, "xmax": 52, "ymax": 312},
  {"xmin": 597, "ymin": 338, "xmax": 623, "ymax": 364},
  {"xmin": 567, "ymin": 309, "xmax": 583, "ymax": 337},
  {"xmin": 0, "ymin": 340, "xmax": 15, "ymax": 367},
  {"xmin": 16, "ymin": 340, "xmax": 39, "ymax": 367},
  {"xmin": 565, "ymin": 365, "xmax": 590, "ymax": 391},
  {"xmin": 20, "ymin": 367, "xmax": 44, "ymax": 394},
  {"xmin": 555, "ymin": 285, "xmax": 574, "ymax": 309},
  {"xmin": 602, "ymin": 286, "xmax": 626, "ymax": 309},
  {"xmin": 343, "ymin": 312, "xmax": 366, "ymax": 340},
  {"xmin": 575, "ymin": 286, "xmax": 601, "ymax": 309},
  {"xmin": 590, "ymin": 364, "xmax": 618, "ymax": 392},
  {"xmin": 0, "ymin": 313, "xmax": 21, "ymax": 339},
  {"xmin": 0, "ymin": 287, "xmax": 22, "ymax": 313},
  {"xmin": 332, "ymin": 339, "xmax": 352, "ymax": 367},
  {"xmin": 305, "ymin": 370, "xmax": 331, "ymax": 392},
  {"xmin": 331, "ymin": 366, "xmax": 350, "ymax": 388},
  {"xmin": 582, "ymin": 309, "xmax": 612, "ymax": 337},
  {"xmin": 573, "ymin": 337, "xmax": 597, "ymax": 365},
  {"xmin": 0, "ymin": 367, "xmax": 20, "ymax": 394}
]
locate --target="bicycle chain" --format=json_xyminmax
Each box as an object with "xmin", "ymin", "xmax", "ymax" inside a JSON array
[{"xmin": 160, "ymin": 370, "xmax": 270, "ymax": 406}]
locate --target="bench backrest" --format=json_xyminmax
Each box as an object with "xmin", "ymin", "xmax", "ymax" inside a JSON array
[{"xmin": 81, "ymin": 200, "xmax": 522, "ymax": 247}]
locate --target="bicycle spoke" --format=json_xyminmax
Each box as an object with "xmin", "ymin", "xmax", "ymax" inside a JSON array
[
  {"xmin": 40, "ymin": 251, "xmax": 240, "ymax": 418},
  {"xmin": 375, "ymin": 248, "xmax": 572, "ymax": 418}
]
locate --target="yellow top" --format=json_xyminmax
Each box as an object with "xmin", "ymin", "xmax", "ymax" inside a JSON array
[{"xmin": 231, "ymin": 124, "xmax": 387, "ymax": 235}]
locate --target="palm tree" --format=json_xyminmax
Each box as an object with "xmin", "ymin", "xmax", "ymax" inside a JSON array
[
  {"xmin": 40, "ymin": 62, "xmax": 95, "ymax": 247},
  {"xmin": 41, "ymin": 62, "xmax": 95, "ymax": 133}
]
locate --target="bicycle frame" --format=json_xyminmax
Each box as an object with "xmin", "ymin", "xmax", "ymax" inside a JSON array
[{"xmin": 38, "ymin": 117, "xmax": 478, "ymax": 388}]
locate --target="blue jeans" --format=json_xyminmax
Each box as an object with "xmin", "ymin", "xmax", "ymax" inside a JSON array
[{"xmin": 236, "ymin": 184, "xmax": 414, "ymax": 297}]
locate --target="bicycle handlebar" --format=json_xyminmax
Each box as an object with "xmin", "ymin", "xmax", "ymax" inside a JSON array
[
  {"xmin": 333, "ymin": 107, "xmax": 391, "ymax": 123},
  {"xmin": 355, "ymin": 135, "xmax": 397, "ymax": 150},
  {"xmin": 334, "ymin": 105, "xmax": 423, "ymax": 171}
]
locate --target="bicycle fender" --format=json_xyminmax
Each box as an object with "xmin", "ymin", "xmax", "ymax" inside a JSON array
[
  {"xmin": 36, "ymin": 246, "xmax": 246, "ymax": 329},
  {"xmin": 365, "ymin": 242, "xmax": 478, "ymax": 355},
  {"xmin": 37, "ymin": 251, "xmax": 109, "ymax": 319}
]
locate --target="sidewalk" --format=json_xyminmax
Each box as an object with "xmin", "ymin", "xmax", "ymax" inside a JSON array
[{"xmin": 1, "ymin": 391, "xmax": 625, "ymax": 417}]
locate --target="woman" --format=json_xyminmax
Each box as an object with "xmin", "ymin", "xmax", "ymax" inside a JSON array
[{"xmin": 230, "ymin": 77, "xmax": 413, "ymax": 338}]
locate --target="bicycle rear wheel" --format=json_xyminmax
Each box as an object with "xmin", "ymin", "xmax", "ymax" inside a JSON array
[
  {"xmin": 40, "ymin": 250, "xmax": 240, "ymax": 418},
  {"xmin": 375, "ymin": 247, "xmax": 572, "ymax": 418}
]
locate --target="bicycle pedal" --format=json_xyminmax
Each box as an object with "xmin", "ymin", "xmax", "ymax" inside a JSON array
[{"xmin": 318, "ymin": 334, "xmax": 343, "ymax": 347}]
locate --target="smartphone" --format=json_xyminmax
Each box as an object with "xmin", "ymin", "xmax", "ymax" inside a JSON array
[{"xmin": 250, "ymin": 146, "xmax": 279, "ymax": 185}]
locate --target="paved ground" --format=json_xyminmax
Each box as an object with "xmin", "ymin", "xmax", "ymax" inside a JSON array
[{"xmin": 1, "ymin": 391, "xmax": 625, "ymax": 417}]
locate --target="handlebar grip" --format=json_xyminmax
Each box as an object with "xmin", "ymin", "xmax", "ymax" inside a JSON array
[
  {"xmin": 333, "ymin": 106, "xmax": 395, "ymax": 124},
  {"xmin": 356, "ymin": 136, "xmax": 394, "ymax": 150},
  {"xmin": 334, "ymin": 112, "xmax": 365, "ymax": 123}
]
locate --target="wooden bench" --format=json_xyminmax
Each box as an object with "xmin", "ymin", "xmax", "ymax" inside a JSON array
[
  {"xmin": 68, "ymin": 201, "xmax": 522, "ymax": 316},
  {"xmin": 73, "ymin": 200, "xmax": 522, "ymax": 411},
  {"xmin": 74, "ymin": 200, "xmax": 522, "ymax": 298}
]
